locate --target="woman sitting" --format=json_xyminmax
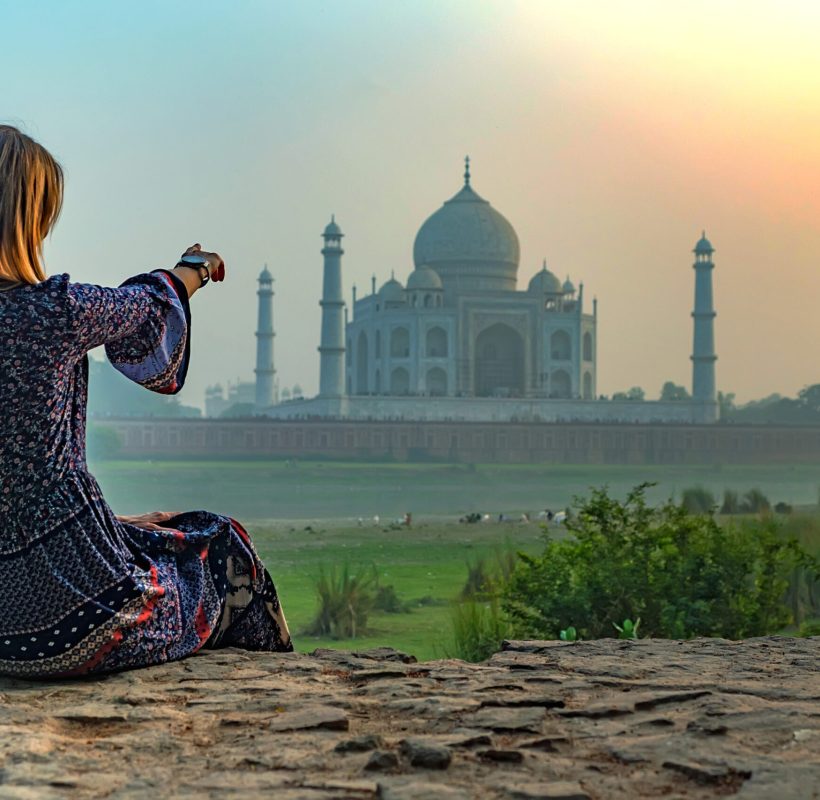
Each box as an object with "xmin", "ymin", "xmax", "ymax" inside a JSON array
[{"xmin": 0, "ymin": 125, "xmax": 291, "ymax": 678}]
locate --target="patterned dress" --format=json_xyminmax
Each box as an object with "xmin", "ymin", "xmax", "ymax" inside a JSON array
[{"xmin": 0, "ymin": 270, "xmax": 291, "ymax": 678}]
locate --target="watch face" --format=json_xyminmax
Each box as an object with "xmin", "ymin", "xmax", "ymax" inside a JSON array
[{"xmin": 181, "ymin": 255, "xmax": 209, "ymax": 266}]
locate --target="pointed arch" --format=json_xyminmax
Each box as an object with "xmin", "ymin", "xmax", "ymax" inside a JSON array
[{"xmin": 475, "ymin": 323, "xmax": 525, "ymax": 397}]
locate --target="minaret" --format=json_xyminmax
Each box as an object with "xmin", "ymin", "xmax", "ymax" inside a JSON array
[
  {"xmin": 318, "ymin": 216, "xmax": 346, "ymax": 397},
  {"xmin": 255, "ymin": 265, "xmax": 276, "ymax": 410},
  {"xmin": 691, "ymin": 232, "xmax": 717, "ymax": 412}
]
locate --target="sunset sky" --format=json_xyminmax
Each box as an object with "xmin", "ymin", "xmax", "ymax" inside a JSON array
[{"xmin": 3, "ymin": 1, "xmax": 818, "ymax": 406}]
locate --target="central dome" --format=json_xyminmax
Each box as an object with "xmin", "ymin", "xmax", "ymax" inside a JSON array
[{"xmin": 413, "ymin": 161, "xmax": 520, "ymax": 293}]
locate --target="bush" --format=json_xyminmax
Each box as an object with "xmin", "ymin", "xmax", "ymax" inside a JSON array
[
  {"xmin": 461, "ymin": 542, "xmax": 518, "ymax": 600},
  {"xmin": 681, "ymin": 486, "xmax": 716, "ymax": 514},
  {"xmin": 720, "ymin": 490, "xmax": 740, "ymax": 515},
  {"xmin": 743, "ymin": 488, "xmax": 771, "ymax": 514},
  {"xmin": 797, "ymin": 619, "xmax": 820, "ymax": 637},
  {"xmin": 304, "ymin": 564, "xmax": 377, "ymax": 638},
  {"xmin": 373, "ymin": 584, "xmax": 409, "ymax": 614},
  {"xmin": 447, "ymin": 596, "xmax": 509, "ymax": 662},
  {"xmin": 503, "ymin": 484, "xmax": 816, "ymax": 640},
  {"xmin": 777, "ymin": 514, "xmax": 820, "ymax": 625}
]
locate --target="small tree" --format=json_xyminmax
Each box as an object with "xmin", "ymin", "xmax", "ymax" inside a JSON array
[
  {"xmin": 798, "ymin": 384, "xmax": 820, "ymax": 412},
  {"xmin": 742, "ymin": 488, "xmax": 771, "ymax": 514},
  {"xmin": 718, "ymin": 391, "xmax": 736, "ymax": 417},
  {"xmin": 720, "ymin": 489, "xmax": 740, "ymax": 515},
  {"xmin": 660, "ymin": 381, "xmax": 691, "ymax": 402},
  {"xmin": 681, "ymin": 486, "xmax": 716, "ymax": 515},
  {"xmin": 613, "ymin": 387, "xmax": 645, "ymax": 402}
]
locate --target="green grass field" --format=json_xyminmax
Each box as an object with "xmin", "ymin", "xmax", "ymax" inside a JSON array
[
  {"xmin": 88, "ymin": 459, "xmax": 820, "ymax": 659},
  {"xmin": 245, "ymin": 521, "xmax": 544, "ymax": 660}
]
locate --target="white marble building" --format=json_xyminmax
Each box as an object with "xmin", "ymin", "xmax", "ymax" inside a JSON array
[
  {"xmin": 344, "ymin": 159, "xmax": 596, "ymax": 402},
  {"xmin": 261, "ymin": 159, "xmax": 718, "ymax": 424}
]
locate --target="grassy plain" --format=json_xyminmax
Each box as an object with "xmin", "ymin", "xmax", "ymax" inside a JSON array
[
  {"xmin": 244, "ymin": 520, "xmax": 544, "ymax": 660},
  {"xmin": 88, "ymin": 459, "xmax": 820, "ymax": 658}
]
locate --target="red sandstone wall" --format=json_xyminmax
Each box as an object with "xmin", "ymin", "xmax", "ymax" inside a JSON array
[{"xmin": 93, "ymin": 418, "xmax": 820, "ymax": 465}]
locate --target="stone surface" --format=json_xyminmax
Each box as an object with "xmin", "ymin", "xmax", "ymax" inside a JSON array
[
  {"xmin": 365, "ymin": 751, "xmax": 400, "ymax": 771},
  {"xmin": 0, "ymin": 638, "xmax": 817, "ymax": 798}
]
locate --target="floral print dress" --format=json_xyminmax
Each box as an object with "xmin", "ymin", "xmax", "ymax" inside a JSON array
[{"xmin": 0, "ymin": 271, "xmax": 291, "ymax": 678}]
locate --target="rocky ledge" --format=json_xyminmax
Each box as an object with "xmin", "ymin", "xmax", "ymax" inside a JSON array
[{"xmin": 0, "ymin": 638, "xmax": 818, "ymax": 799}]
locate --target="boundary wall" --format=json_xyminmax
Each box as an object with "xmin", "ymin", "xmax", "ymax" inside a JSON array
[{"xmin": 94, "ymin": 418, "xmax": 820, "ymax": 465}]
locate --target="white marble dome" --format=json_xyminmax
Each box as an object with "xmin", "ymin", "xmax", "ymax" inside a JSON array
[
  {"xmin": 378, "ymin": 276, "xmax": 405, "ymax": 303},
  {"xmin": 412, "ymin": 166, "xmax": 520, "ymax": 292},
  {"xmin": 406, "ymin": 265, "xmax": 443, "ymax": 291},
  {"xmin": 528, "ymin": 264, "xmax": 563, "ymax": 294}
]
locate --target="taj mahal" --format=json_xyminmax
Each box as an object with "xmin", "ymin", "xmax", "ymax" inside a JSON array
[{"xmin": 210, "ymin": 159, "xmax": 719, "ymax": 424}]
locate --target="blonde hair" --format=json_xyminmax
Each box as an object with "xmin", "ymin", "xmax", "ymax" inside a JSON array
[{"xmin": 0, "ymin": 125, "xmax": 64, "ymax": 286}]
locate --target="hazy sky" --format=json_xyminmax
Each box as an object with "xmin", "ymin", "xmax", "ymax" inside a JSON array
[{"xmin": 3, "ymin": 1, "xmax": 818, "ymax": 406}]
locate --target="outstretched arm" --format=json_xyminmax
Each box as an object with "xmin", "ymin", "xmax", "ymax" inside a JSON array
[
  {"xmin": 66, "ymin": 244, "xmax": 226, "ymax": 394},
  {"xmin": 171, "ymin": 243, "xmax": 225, "ymax": 299}
]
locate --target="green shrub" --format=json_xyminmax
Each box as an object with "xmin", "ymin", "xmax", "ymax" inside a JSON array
[
  {"xmin": 373, "ymin": 584, "xmax": 409, "ymax": 614},
  {"xmin": 502, "ymin": 483, "xmax": 816, "ymax": 641},
  {"xmin": 720, "ymin": 490, "xmax": 740, "ymax": 515},
  {"xmin": 777, "ymin": 515, "xmax": 820, "ymax": 624},
  {"xmin": 681, "ymin": 486, "xmax": 716, "ymax": 514},
  {"xmin": 447, "ymin": 596, "xmax": 509, "ymax": 662},
  {"xmin": 797, "ymin": 619, "xmax": 820, "ymax": 637},
  {"xmin": 461, "ymin": 542, "xmax": 518, "ymax": 600},
  {"xmin": 743, "ymin": 488, "xmax": 771, "ymax": 514},
  {"xmin": 304, "ymin": 563, "xmax": 377, "ymax": 638}
]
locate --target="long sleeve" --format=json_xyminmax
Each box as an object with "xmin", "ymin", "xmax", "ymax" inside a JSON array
[{"xmin": 67, "ymin": 271, "xmax": 191, "ymax": 395}]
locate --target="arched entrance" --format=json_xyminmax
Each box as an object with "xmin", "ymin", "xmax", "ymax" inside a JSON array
[{"xmin": 474, "ymin": 323, "xmax": 525, "ymax": 397}]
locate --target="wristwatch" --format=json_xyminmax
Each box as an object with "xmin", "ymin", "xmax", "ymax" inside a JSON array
[{"xmin": 177, "ymin": 254, "xmax": 210, "ymax": 287}]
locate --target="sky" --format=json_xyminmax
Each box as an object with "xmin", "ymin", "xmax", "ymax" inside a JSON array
[{"xmin": 2, "ymin": 0, "xmax": 819, "ymax": 406}]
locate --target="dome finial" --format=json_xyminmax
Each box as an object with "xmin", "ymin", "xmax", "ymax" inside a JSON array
[
  {"xmin": 542, "ymin": 258, "xmax": 547, "ymax": 271},
  {"xmin": 464, "ymin": 155, "xmax": 471, "ymax": 186}
]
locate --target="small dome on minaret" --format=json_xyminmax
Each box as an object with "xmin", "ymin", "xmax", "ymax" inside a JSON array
[
  {"xmin": 259, "ymin": 264, "xmax": 273, "ymax": 282},
  {"xmin": 323, "ymin": 215, "xmax": 343, "ymax": 238},
  {"xmin": 694, "ymin": 231, "xmax": 714, "ymax": 255}
]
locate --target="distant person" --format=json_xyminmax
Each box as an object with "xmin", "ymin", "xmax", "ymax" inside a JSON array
[{"xmin": 0, "ymin": 126, "xmax": 291, "ymax": 678}]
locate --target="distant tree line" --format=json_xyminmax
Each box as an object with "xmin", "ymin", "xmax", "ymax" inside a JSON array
[
  {"xmin": 87, "ymin": 356, "xmax": 201, "ymax": 419},
  {"xmin": 719, "ymin": 384, "xmax": 820, "ymax": 425},
  {"xmin": 605, "ymin": 380, "xmax": 820, "ymax": 425}
]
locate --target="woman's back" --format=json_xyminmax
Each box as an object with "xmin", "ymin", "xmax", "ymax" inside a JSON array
[
  {"xmin": 0, "ymin": 124, "xmax": 290, "ymax": 678},
  {"xmin": 0, "ymin": 275, "xmax": 89, "ymax": 515}
]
